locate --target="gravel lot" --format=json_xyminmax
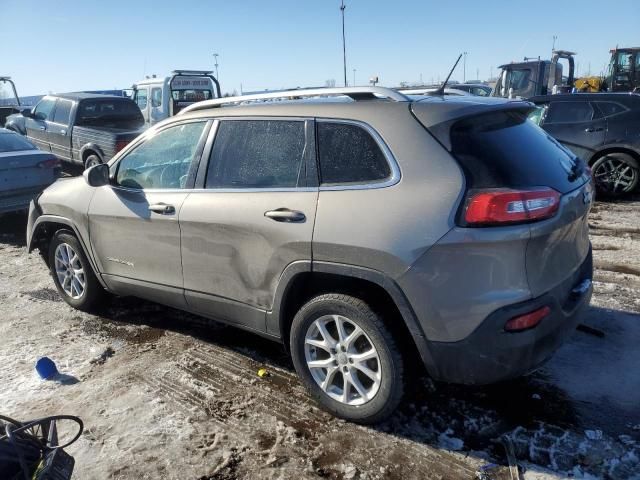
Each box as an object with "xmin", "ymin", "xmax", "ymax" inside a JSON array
[{"xmin": 1, "ymin": 196, "xmax": 639, "ymax": 480}]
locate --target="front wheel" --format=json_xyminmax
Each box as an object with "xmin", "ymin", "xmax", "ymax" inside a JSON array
[
  {"xmin": 48, "ymin": 231, "xmax": 106, "ymax": 311},
  {"xmin": 290, "ymin": 294, "xmax": 404, "ymax": 424},
  {"xmin": 591, "ymin": 152, "xmax": 639, "ymax": 197}
]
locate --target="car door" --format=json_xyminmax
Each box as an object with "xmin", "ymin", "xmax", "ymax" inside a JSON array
[
  {"xmin": 134, "ymin": 87, "xmax": 150, "ymax": 123},
  {"xmin": 47, "ymin": 98, "xmax": 74, "ymax": 161},
  {"xmin": 179, "ymin": 118, "xmax": 318, "ymax": 331},
  {"xmin": 149, "ymin": 87, "xmax": 164, "ymax": 125},
  {"xmin": 540, "ymin": 100, "xmax": 606, "ymax": 160},
  {"xmin": 87, "ymin": 120, "xmax": 210, "ymax": 308},
  {"xmin": 25, "ymin": 97, "xmax": 56, "ymax": 151}
]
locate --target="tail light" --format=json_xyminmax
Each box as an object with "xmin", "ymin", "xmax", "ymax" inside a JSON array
[
  {"xmin": 505, "ymin": 306, "xmax": 550, "ymax": 332},
  {"xmin": 115, "ymin": 139, "xmax": 130, "ymax": 153},
  {"xmin": 37, "ymin": 157, "xmax": 61, "ymax": 169},
  {"xmin": 464, "ymin": 188, "xmax": 560, "ymax": 226}
]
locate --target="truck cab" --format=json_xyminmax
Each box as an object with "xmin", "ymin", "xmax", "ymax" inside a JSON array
[
  {"xmin": 493, "ymin": 50, "xmax": 575, "ymax": 99},
  {"xmin": 605, "ymin": 47, "xmax": 640, "ymax": 92},
  {"xmin": 131, "ymin": 70, "xmax": 221, "ymax": 125}
]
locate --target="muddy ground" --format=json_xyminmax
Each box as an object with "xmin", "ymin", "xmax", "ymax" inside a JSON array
[{"xmin": 1, "ymin": 197, "xmax": 639, "ymax": 480}]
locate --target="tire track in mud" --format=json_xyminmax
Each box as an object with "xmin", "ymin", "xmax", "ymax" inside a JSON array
[{"xmin": 139, "ymin": 342, "xmax": 480, "ymax": 478}]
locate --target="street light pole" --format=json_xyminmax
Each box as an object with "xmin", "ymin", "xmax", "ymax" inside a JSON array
[
  {"xmin": 552, "ymin": 35, "xmax": 557, "ymax": 52},
  {"xmin": 340, "ymin": 0, "xmax": 347, "ymax": 87},
  {"xmin": 212, "ymin": 53, "xmax": 220, "ymax": 81},
  {"xmin": 353, "ymin": 68, "xmax": 356, "ymax": 87},
  {"xmin": 463, "ymin": 52, "xmax": 468, "ymax": 82}
]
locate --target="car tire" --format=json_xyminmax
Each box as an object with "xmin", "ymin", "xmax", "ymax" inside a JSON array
[
  {"xmin": 290, "ymin": 294, "xmax": 404, "ymax": 424},
  {"xmin": 84, "ymin": 154, "xmax": 102, "ymax": 169},
  {"xmin": 591, "ymin": 152, "xmax": 639, "ymax": 197},
  {"xmin": 48, "ymin": 231, "xmax": 106, "ymax": 312}
]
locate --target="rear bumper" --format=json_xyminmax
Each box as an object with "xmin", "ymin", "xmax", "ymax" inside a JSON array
[{"xmin": 424, "ymin": 247, "xmax": 593, "ymax": 385}]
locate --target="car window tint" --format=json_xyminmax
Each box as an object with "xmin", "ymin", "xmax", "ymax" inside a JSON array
[
  {"xmin": 34, "ymin": 98, "xmax": 56, "ymax": 120},
  {"xmin": 545, "ymin": 102, "xmax": 594, "ymax": 123},
  {"xmin": 317, "ymin": 122, "xmax": 390, "ymax": 184},
  {"xmin": 595, "ymin": 102, "xmax": 626, "ymax": 117},
  {"xmin": 136, "ymin": 89, "xmax": 148, "ymax": 109},
  {"xmin": 151, "ymin": 87, "xmax": 162, "ymax": 108},
  {"xmin": 0, "ymin": 132, "xmax": 36, "ymax": 152},
  {"xmin": 205, "ymin": 120, "xmax": 305, "ymax": 189},
  {"xmin": 53, "ymin": 99, "xmax": 73, "ymax": 124},
  {"xmin": 116, "ymin": 122, "xmax": 206, "ymax": 190}
]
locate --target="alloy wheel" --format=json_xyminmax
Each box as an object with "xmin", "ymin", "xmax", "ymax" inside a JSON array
[
  {"xmin": 54, "ymin": 243, "xmax": 86, "ymax": 299},
  {"xmin": 304, "ymin": 314, "xmax": 381, "ymax": 406},
  {"xmin": 593, "ymin": 156, "xmax": 638, "ymax": 194}
]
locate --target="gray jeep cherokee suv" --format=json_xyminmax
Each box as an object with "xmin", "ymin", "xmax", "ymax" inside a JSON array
[{"xmin": 26, "ymin": 87, "xmax": 594, "ymax": 423}]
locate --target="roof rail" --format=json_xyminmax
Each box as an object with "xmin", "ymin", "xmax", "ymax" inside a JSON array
[{"xmin": 178, "ymin": 86, "xmax": 410, "ymax": 115}]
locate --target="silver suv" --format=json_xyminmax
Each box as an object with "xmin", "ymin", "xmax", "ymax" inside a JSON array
[{"xmin": 26, "ymin": 87, "xmax": 594, "ymax": 423}]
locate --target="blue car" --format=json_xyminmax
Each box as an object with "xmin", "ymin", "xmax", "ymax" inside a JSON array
[{"xmin": 0, "ymin": 128, "xmax": 60, "ymax": 214}]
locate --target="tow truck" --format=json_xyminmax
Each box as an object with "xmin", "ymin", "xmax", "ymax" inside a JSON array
[{"xmin": 129, "ymin": 70, "xmax": 221, "ymax": 125}]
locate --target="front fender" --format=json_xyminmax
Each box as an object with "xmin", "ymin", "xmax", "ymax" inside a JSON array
[{"xmin": 27, "ymin": 211, "xmax": 107, "ymax": 289}]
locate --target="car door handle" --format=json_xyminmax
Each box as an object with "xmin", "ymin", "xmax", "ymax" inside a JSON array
[
  {"xmin": 584, "ymin": 127, "xmax": 604, "ymax": 132},
  {"xmin": 60, "ymin": 129, "xmax": 67, "ymax": 135},
  {"xmin": 148, "ymin": 203, "xmax": 175, "ymax": 214},
  {"xmin": 264, "ymin": 208, "xmax": 306, "ymax": 223},
  {"xmin": 39, "ymin": 126, "xmax": 46, "ymax": 130}
]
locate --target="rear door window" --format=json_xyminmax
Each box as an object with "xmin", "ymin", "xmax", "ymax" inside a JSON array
[
  {"xmin": 52, "ymin": 99, "xmax": 73, "ymax": 124},
  {"xmin": 545, "ymin": 101, "xmax": 594, "ymax": 123},
  {"xmin": 205, "ymin": 120, "xmax": 306, "ymax": 189},
  {"xmin": 317, "ymin": 122, "xmax": 390, "ymax": 185},
  {"xmin": 451, "ymin": 110, "xmax": 588, "ymax": 194}
]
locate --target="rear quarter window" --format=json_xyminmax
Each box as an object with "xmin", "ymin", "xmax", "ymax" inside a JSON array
[{"xmin": 317, "ymin": 122, "xmax": 391, "ymax": 185}]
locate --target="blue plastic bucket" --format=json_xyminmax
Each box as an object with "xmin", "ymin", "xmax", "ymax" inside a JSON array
[{"xmin": 35, "ymin": 357, "xmax": 58, "ymax": 380}]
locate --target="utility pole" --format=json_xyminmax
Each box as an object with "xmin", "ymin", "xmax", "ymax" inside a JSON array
[
  {"xmin": 353, "ymin": 68, "xmax": 356, "ymax": 87},
  {"xmin": 463, "ymin": 52, "xmax": 468, "ymax": 82},
  {"xmin": 476, "ymin": 68, "xmax": 479, "ymax": 81},
  {"xmin": 552, "ymin": 35, "xmax": 557, "ymax": 52},
  {"xmin": 212, "ymin": 53, "xmax": 220, "ymax": 81},
  {"xmin": 340, "ymin": 0, "xmax": 347, "ymax": 87}
]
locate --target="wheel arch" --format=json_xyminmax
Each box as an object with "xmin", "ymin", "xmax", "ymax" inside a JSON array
[
  {"xmin": 79, "ymin": 144, "xmax": 104, "ymax": 164},
  {"xmin": 588, "ymin": 145, "xmax": 640, "ymax": 168},
  {"xmin": 268, "ymin": 261, "xmax": 439, "ymax": 376},
  {"xmin": 29, "ymin": 215, "xmax": 106, "ymax": 288}
]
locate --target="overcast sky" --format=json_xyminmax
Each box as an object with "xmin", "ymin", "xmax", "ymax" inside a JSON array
[{"xmin": 3, "ymin": 0, "xmax": 639, "ymax": 96}]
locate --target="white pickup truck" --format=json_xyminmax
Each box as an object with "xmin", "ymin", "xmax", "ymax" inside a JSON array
[{"xmin": 129, "ymin": 70, "xmax": 221, "ymax": 125}]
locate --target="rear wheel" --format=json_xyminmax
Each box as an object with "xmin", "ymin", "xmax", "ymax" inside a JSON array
[
  {"xmin": 290, "ymin": 294, "xmax": 404, "ymax": 424},
  {"xmin": 48, "ymin": 231, "xmax": 106, "ymax": 311},
  {"xmin": 591, "ymin": 152, "xmax": 639, "ymax": 197},
  {"xmin": 84, "ymin": 154, "xmax": 102, "ymax": 169}
]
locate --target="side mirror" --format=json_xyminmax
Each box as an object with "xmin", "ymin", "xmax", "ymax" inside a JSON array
[
  {"xmin": 22, "ymin": 108, "xmax": 33, "ymax": 117},
  {"xmin": 83, "ymin": 163, "xmax": 110, "ymax": 187}
]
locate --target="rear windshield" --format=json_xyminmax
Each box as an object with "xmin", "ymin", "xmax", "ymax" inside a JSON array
[
  {"xmin": 450, "ymin": 110, "xmax": 588, "ymax": 194},
  {"xmin": 0, "ymin": 132, "xmax": 36, "ymax": 152},
  {"xmin": 76, "ymin": 99, "xmax": 144, "ymax": 129}
]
